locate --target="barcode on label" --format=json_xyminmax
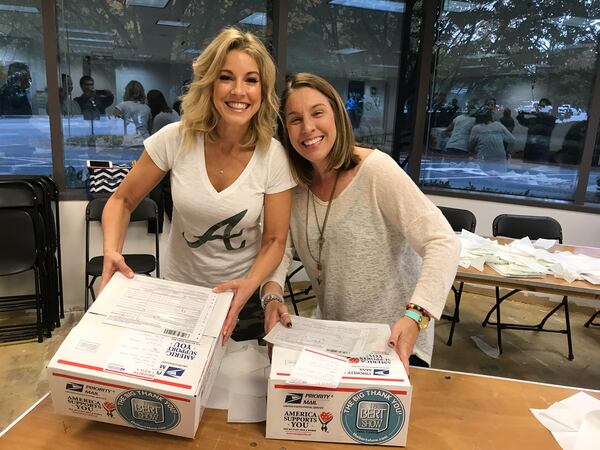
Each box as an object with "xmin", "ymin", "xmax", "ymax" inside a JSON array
[{"xmin": 164, "ymin": 329, "xmax": 190, "ymax": 338}]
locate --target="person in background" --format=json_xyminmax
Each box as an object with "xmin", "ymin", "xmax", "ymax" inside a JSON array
[
  {"xmin": 445, "ymin": 110, "xmax": 476, "ymax": 158},
  {"xmin": 147, "ymin": 89, "xmax": 179, "ymax": 134},
  {"xmin": 469, "ymin": 109, "xmax": 515, "ymax": 163},
  {"xmin": 99, "ymin": 28, "xmax": 295, "ymax": 343},
  {"xmin": 47, "ymin": 74, "xmax": 81, "ymax": 116},
  {"xmin": 0, "ymin": 62, "xmax": 32, "ymax": 116},
  {"xmin": 261, "ymin": 73, "xmax": 460, "ymax": 373},
  {"xmin": 517, "ymin": 98, "xmax": 556, "ymax": 163},
  {"xmin": 499, "ymin": 108, "xmax": 515, "ymax": 158},
  {"xmin": 74, "ymin": 75, "xmax": 114, "ymax": 117},
  {"xmin": 110, "ymin": 80, "xmax": 151, "ymax": 141},
  {"xmin": 146, "ymin": 89, "xmax": 179, "ymax": 233}
]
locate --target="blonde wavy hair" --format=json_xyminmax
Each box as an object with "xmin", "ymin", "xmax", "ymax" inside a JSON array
[
  {"xmin": 180, "ymin": 27, "xmax": 278, "ymax": 150},
  {"xmin": 278, "ymin": 73, "xmax": 359, "ymax": 187}
]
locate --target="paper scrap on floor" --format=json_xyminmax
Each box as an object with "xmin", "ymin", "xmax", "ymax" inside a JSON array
[
  {"xmin": 531, "ymin": 391, "xmax": 600, "ymax": 450},
  {"xmin": 287, "ymin": 347, "xmax": 349, "ymax": 388},
  {"xmin": 263, "ymin": 315, "xmax": 390, "ymax": 357},
  {"xmin": 204, "ymin": 339, "xmax": 271, "ymax": 423}
]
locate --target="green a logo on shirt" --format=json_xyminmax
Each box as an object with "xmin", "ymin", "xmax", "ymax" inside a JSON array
[{"xmin": 183, "ymin": 209, "xmax": 247, "ymax": 250}]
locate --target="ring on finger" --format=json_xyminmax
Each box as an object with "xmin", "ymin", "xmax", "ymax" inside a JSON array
[{"xmin": 281, "ymin": 312, "xmax": 290, "ymax": 317}]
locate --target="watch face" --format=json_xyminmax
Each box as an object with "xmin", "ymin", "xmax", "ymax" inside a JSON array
[{"xmin": 419, "ymin": 316, "xmax": 431, "ymax": 330}]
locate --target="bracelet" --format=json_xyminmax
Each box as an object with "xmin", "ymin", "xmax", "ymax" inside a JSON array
[
  {"xmin": 260, "ymin": 292, "xmax": 284, "ymax": 311},
  {"xmin": 406, "ymin": 302, "xmax": 431, "ymax": 317}
]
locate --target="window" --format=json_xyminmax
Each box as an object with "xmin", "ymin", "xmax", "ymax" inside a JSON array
[
  {"xmin": 56, "ymin": 0, "xmax": 270, "ymax": 189},
  {"xmin": 421, "ymin": 0, "xmax": 600, "ymax": 202},
  {"xmin": 0, "ymin": 1, "xmax": 52, "ymax": 176},
  {"xmin": 286, "ymin": 0, "xmax": 406, "ymax": 154}
]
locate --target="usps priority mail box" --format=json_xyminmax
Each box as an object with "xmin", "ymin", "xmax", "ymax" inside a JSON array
[
  {"xmin": 266, "ymin": 346, "xmax": 412, "ymax": 446},
  {"xmin": 47, "ymin": 274, "xmax": 232, "ymax": 438}
]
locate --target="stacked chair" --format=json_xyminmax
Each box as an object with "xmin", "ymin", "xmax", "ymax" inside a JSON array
[{"xmin": 0, "ymin": 176, "xmax": 64, "ymax": 343}]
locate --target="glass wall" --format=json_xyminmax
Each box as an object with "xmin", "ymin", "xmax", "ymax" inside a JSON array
[
  {"xmin": 585, "ymin": 127, "xmax": 600, "ymax": 203},
  {"xmin": 286, "ymin": 0, "xmax": 406, "ymax": 154},
  {"xmin": 56, "ymin": 0, "xmax": 269, "ymax": 189},
  {"xmin": 0, "ymin": 1, "xmax": 52, "ymax": 176},
  {"xmin": 421, "ymin": 0, "xmax": 600, "ymax": 201}
]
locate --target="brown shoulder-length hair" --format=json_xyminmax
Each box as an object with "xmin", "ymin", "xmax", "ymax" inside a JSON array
[
  {"xmin": 278, "ymin": 73, "xmax": 359, "ymax": 187},
  {"xmin": 123, "ymin": 80, "xmax": 146, "ymax": 102},
  {"xmin": 179, "ymin": 27, "xmax": 278, "ymax": 151}
]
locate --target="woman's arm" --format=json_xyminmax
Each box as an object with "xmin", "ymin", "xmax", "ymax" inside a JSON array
[
  {"xmin": 99, "ymin": 151, "xmax": 166, "ymax": 293},
  {"xmin": 214, "ymin": 188, "xmax": 292, "ymax": 343},
  {"xmin": 375, "ymin": 154, "xmax": 461, "ymax": 371}
]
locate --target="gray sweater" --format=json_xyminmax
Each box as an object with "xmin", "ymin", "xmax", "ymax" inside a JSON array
[{"xmin": 269, "ymin": 150, "xmax": 460, "ymax": 364}]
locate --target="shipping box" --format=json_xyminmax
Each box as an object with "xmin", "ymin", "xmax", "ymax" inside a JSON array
[
  {"xmin": 47, "ymin": 274, "xmax": 232, "ymax": 438},
  {"xmin": 266, "ymin": 346, "xmax": 412, "ymax": 446}
]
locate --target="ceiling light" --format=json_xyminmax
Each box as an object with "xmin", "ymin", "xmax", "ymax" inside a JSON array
[
  {"xmin": 0, "ymin": 4, "xmax": 39, "ymax": 13},
  {"xmin": 332, "ymin": 47, "xmax": 367, "ymax": 55},
  {"xmin": 543, "ymin": 16, "xmax": 600, "ymax": 29},
  {"xmin": 126, "ymin": 0, "xmax": 169, "ymax": 7},
  {"xmin": 156, "ymin": 19, "xmax": 190, "ymax": 27},
  {"xmin": 59, "ymin": 27, "xmax": 115, "ymax": 36},
  {"xmin": 68, "ymin": 37, "xmax": 113, "ymax": 45},
  {"xmin": 183, "ymin": 48, "xmax": 202, "ymax": 55},
  {"xmin": 137, "ymin": 54, "xmax": 153, "ymax": 58},
  {"xmin": 239, "ymin": 12, "xmax": 267, "ymax": 26},
  {"xmin": 329, "ymin": 0, "xmax": 405, "ymax": 13}
]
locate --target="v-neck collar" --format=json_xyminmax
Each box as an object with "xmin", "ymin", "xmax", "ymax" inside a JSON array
[{"xmin": 199, "ymin": 134, "xmax": 257, "ymax": 197}]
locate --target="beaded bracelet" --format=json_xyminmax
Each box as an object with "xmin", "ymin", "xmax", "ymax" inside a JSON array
[{"xmin": 406, "ymin": 302, "xmax": 431, "ymax": 317}]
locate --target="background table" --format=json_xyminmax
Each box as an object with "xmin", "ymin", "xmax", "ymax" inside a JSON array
[{"xmin": 2, "ymin": 367, "xmax": 597, "ymax": 450}]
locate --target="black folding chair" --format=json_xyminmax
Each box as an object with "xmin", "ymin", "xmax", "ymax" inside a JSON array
[
  {"xmin": 85, "ymin": 197, "xmax": 160, "ymax": 310},
  {"xmin": 438, "ymin": 206, "xmax": 476, "ymax": 345},
  {"xmin": 285, "ymin": 253, "xmax": 315, "ymax": 316},
  {"xmin": 0, "ymin": 180, "xmax": 46, "ymax": 342},
  {"xmin": 483, "ymin": 214, "xmax": 573, "ymax": 359}
]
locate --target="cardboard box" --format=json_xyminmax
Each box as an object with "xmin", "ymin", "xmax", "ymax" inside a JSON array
[
  {"xmin": 47, "ymin": 275, "xmax": 232, "ymax": 438},
  {"xmin": 266, "ymin": 346, "xmax": 412, "ymax": 446}
]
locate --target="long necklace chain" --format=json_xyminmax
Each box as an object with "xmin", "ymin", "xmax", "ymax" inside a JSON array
[{"xmin": 305, "ymin": 171, "xmax": 340, "ymax": 285}]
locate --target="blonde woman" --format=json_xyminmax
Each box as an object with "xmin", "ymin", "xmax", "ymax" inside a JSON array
[
  {"xmin": 100, "ymin": 28, "xmax": 295, "ymax": 342},
  {"xmin": 262, "ymin": 73, "xmax": 460, "ymax": 372}
]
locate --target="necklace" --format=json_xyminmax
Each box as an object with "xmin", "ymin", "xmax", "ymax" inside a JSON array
[{"xmin": 305, "ymin": 171, "xmax": 340, "ymax": 285}]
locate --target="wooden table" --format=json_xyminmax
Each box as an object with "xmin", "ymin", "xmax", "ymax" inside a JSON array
[
  {"xmin": 448, "ymin": 240, "xmax": 600, "ymax": 358},
  {"xmin": 1, "ymin": 367, "xmax": 597, "ymax": 450}
]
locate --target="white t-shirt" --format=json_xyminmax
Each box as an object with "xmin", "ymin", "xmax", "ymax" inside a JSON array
[
  {"xmin": 144, "ymin": 122, "xmax": 296, "ymax": 288},
  {"xmin": 116, "ymin": 100, "xmax": 151, "ymax": 140}
]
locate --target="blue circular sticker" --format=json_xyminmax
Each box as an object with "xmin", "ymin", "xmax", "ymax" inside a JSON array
[
  {"xmin": 340, "ymin": 388, "xmax": 405, "ymax": 444},
  {"xmin": 116, "ymin": 389, "xmax": 180, "ymax": 431}
]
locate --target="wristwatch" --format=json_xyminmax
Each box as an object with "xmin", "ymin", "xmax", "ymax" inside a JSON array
[
  {"xmin": 405, "ymin": 309, "xmax": 431, "ymax": 330},
  {"xmin": 260, "ymin": 292, "xmax": 284, "ymax": 311}
]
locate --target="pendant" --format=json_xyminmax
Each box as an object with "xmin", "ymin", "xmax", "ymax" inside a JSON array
[{"xmin": 316, "ymin": 263, "xmax": 322, "ymax": 285}]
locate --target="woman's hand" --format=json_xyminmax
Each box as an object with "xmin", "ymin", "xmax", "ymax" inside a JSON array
[
  {"xmin": 388, "ymin": 316, "xmax": 420, "ymax": 375},
  {"xmin": 213, "ymin": 278, "xmax": 258, "ymax": 345},
  {"xmin": 264, "ymin": 299, "xmax": 292, "ymax": 335},
  {"xmin": 98, "ymin": 250, "xmax": 134, "ymax": 294}
]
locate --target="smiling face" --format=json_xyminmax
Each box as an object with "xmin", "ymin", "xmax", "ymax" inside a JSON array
[
  {"xmin": 284, "ymin": 87, "xmax": 337, "ymax": 168},
  {"xmin": 212, "ymin": 49, "xmax": 262, "ymax": 132}
]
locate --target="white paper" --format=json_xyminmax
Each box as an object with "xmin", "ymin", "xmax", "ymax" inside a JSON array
[
  {"xmin": 287, "ymin": 347, "xmax": 349, "ymax": 388},
  {"xmin": 264, "ymin": 316, "xmax": 389, "ymax": 357},
  {"xmin": 102, "ymin": 274, "xmax": 217, "ymax": 342},
  {"xmin": 104, "ymin": 329, "xmax": 169, "ymax": 379},
  {"xmin": 534, "ymin": 238, "xmax": 558, "ymax": 249},
  {"xmin": 574, "ymin": 410, "xmax": 600, "ymax": 450},
  {"xmin": 470, "ymin": 335, "xmax": 499, "ymax": 359},
  {"xmin": 227, "ymin": 393, "xmax": 266, "ymax": 423},
  {"xmin": 531, "ymin": 392, "xmax": 600, "ymax": 450}
]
